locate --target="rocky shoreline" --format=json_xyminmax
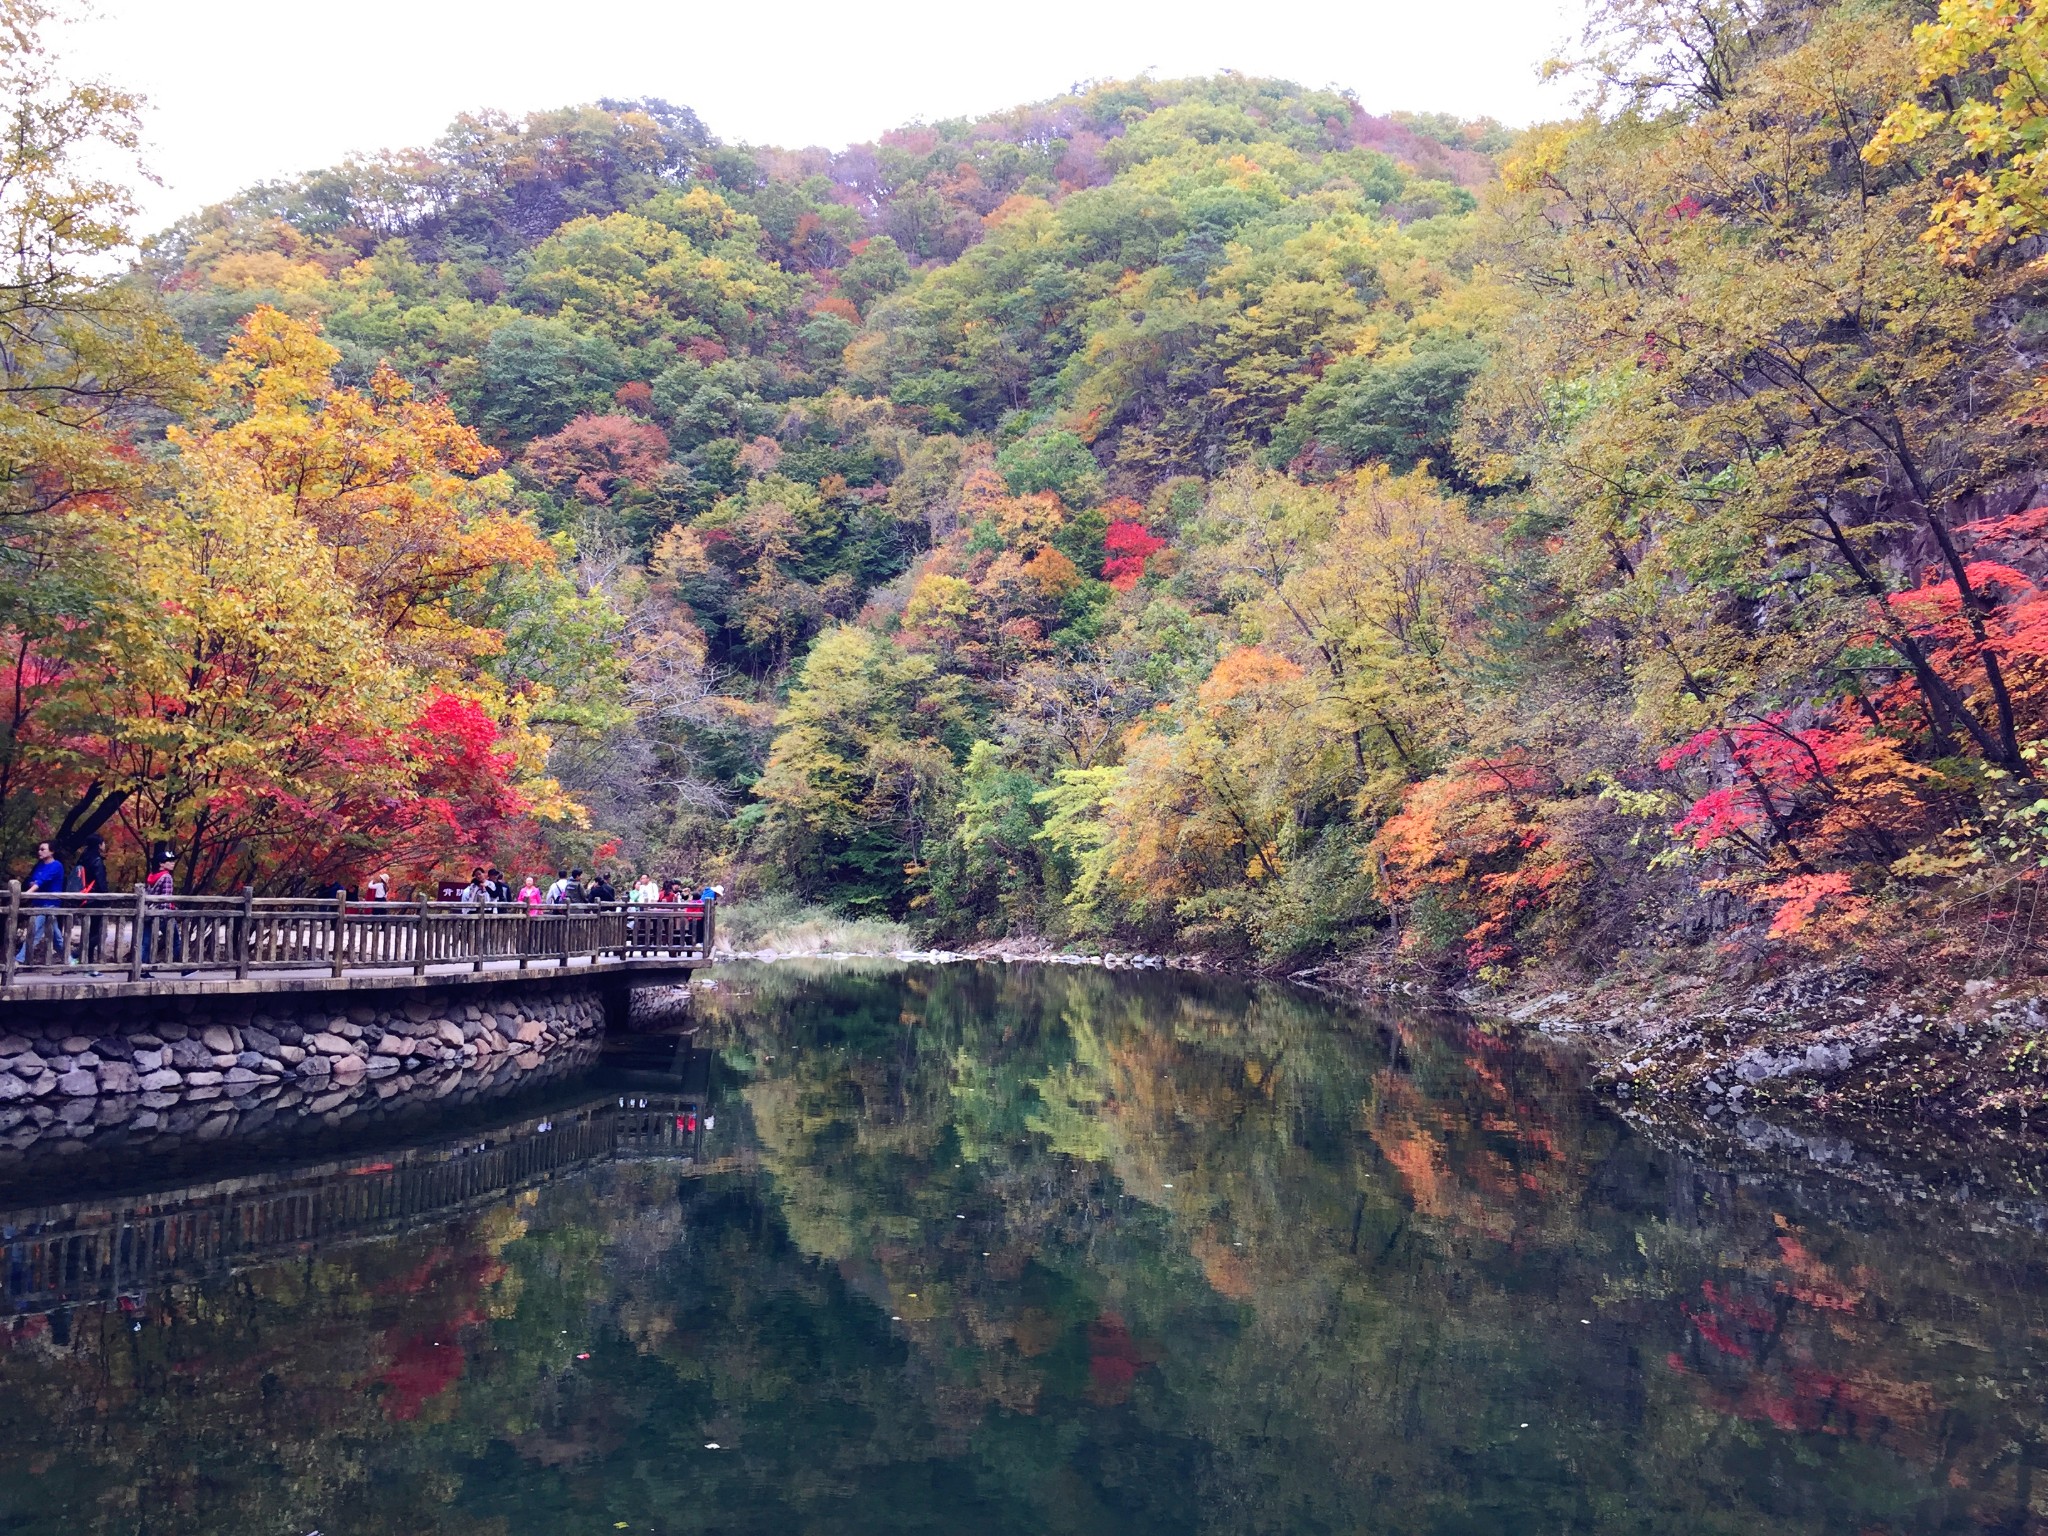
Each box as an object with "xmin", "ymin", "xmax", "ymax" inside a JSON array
[
  {"xmin": 1455, "ymin": 961, "xmax": 2048, "ymax": 1132},
  {"xmin": 713, "ymin": 937, "xmax": 1223, "ymax": 969}
]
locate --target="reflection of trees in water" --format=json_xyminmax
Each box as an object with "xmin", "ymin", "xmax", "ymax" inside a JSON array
[
  {"xmin": 0, "ymin": 964, "xmax": 2045, "ymax": 1532},
  {"xmin": 704, "ymin": 964, "xmax": 2048, "ymax": 1533}
]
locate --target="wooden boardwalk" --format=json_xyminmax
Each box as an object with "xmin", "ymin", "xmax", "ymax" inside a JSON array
[{"xmin": 1, "ymin": 888, "xmax": 713, "ymax": 1002}]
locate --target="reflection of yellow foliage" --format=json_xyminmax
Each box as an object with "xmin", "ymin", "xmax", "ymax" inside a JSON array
[
  {"xmin": 1012, "ymin": 1307, "xmax": 1063, "ymax": 1356},
  {"xmin": 743, "ymin": 1079, "xmax": 861, "ymax": 1260},
  {"xmin": 476, "ymin": 1204, "xmax": 530, "ymax": 1253},
  {"xmin": 1192, "ymin": 1231, "xmax": 1258, "ymax": 1302}
]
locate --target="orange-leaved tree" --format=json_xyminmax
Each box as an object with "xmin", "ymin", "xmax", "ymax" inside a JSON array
[{"xmin": 1373, "ymin": 753, "xmax": 1576, "ymax": 971}]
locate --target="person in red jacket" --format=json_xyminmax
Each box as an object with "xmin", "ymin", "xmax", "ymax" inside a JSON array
[{"xmin": 141, "ymin": 850, "xmax": 180, "ymax": 967}]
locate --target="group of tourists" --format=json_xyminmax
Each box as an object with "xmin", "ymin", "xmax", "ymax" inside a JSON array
[
  {"xmin": 10, "ymin": 833, "xmax": 723, "ymax": 972},
  {"xmin": 11, "ymin": 835, "xmax": 180, "ymax": 968},
  {"xmin": 291, "ymin": 868, "xmax": 721, "ymax": 910},
  {"xmin": 451, "ymin": 868, "xmax": 718, "ymax": 910},
  {"xmin": 9, "ymin": 828, "xmax": 727, "ymax": 973}
]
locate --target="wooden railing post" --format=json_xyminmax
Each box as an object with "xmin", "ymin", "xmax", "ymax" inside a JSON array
[
  {"xmin": 413, "ymin": 896, "xmax": 429, "ymax": 977},
  {"xmin": 705, "ymin": 900, "xmax": 715, "ymax": 960},
  {"xmin": 2, "ymin": 881, "xmax": 18, "ymax": 987},
  {"xmin": 472, "ymin": 904, "xmax": 484, "ymax": 973},
  {"xmin": 331, "ymin": 890, "xmax": 348, "ymax": 978},
  {"xmin": 235, "ymin": 887, "xmax": 254, "ymax": 979},
  {"xmin": 129, "ymin": 884, "xmax": 145, "ymax": 981}
]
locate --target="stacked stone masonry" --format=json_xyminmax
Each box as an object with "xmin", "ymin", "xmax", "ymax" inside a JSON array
[{"xmin": 0, "ymin": 983, "xmax": 609, "ymax": 1115}]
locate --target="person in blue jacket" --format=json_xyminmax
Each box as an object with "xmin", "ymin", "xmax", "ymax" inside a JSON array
[{"xmin": 16, "ymin": 840, "xmax": 67, "ymax": 964}]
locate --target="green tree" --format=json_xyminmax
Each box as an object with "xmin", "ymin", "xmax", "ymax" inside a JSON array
[
  {"xmin": 753, "ymin": 626, "xmax": 969, "ymax": 912},
  {"xmin": 471, "ymin": 317, "xmax": 626, "ymax": 441}
]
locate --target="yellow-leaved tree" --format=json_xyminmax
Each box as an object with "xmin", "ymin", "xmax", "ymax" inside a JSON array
[{"xmin": 1869, "ymin": 0, "xmax": 2048, "ymax": 261}]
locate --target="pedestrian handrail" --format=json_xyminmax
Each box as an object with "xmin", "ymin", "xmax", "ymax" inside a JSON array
[
  {"xmin": 0, "ymin": 884, "xmax": 716, "ymax": 986},
  {"xmin": 0, "ymin": 1092, "xmax": 717, "ymax": 1313}
]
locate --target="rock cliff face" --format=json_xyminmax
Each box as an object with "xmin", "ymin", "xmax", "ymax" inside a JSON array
[{"xmin": 0, "ymin": 981, "xmax": 624, "ymax": 1154}]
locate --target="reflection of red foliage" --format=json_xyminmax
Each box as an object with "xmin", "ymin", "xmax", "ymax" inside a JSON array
[
  {"xmin": 1774, "ymin": 1234, "xmax": 1865, "ymax": 1312},
  {"xmin": 0, "ymin": 1315, "xmax": 49, "ymax": 1350},
  {"xmin": 1704, "ymin": 1364, "xmax": 1934, "ymax": 1440},
  {"xmin": 380, "ymin": 1330, "xmax": 470, "ymax": 1420},
  {"xmin": 1681, "ymin": 1300, "xmax": 1753, "ymax": 1360},
  {"xmin": 1086, "ymin": 1313, "xmax": 1151, "ymax": 1404},
  {"xmin": 1671, "ymin": 1259, "xmax": 1932, "ymax": 1451},
  {"xmin": 1700, "ymin": 1280, "xmax": 1774, "ymax": 1331},
  {"xmin": 1367, "ymin": 1021, "xmax": 1577, "ymax": 1243},
  {"xmin": 374, "ymin": 1244, "xmax": 502, "ymax": 1420}
]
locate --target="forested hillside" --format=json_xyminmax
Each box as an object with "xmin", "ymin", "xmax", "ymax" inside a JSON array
[{"xmin": 5, "ymin": 0, "xmax": 2047, "ymax": 989}]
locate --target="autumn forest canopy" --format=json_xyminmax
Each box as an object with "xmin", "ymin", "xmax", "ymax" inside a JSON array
[{"xmin": 6, "ymin": 0, "xmax": 2048, "ymax": 981}]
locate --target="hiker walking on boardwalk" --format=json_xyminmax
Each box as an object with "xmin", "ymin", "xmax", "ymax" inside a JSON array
[
  {"xmin": 140, "ymin": 850, "xmax": 179, "ymax": 965},
  {"xmin": 75, "ymin": 833, "xmax": 108, "ymax": 966},
  {"xmin": 15, "ymin": 840, "xmax": 67, "ymax": 965}
]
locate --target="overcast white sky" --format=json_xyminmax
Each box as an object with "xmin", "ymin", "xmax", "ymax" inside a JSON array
[{"xmin": 63, "ymin": 0, "xmax": 1585, "ymax": 233}]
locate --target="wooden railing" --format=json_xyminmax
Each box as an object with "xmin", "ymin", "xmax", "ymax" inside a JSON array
[
  {"xmin": 0, "ymin": 885, "xmax": 715, "ymax": 986},
  {"xmin": 0, "ymin": 1092, "xmax": 716, "ymax": 1312}
]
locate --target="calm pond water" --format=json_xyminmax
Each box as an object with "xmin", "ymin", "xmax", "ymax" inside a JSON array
[{"xmin": 0, "ymin": 961, "xmax": 2044, "ymax": 1535}]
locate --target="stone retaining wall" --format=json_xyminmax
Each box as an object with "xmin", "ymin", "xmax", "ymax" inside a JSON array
[
  {"xmin": 0, "ymin": 1035, "xmax": 604, "ymax": 1173},
  {"xmin": 0, "ymin": 981, "xmax": 613, "ymax": 1112}
]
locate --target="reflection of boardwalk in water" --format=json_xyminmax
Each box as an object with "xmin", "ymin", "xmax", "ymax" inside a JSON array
[{"xmin": 0, "ymin": 1087, "xmax": 732, "ymax": 1314}]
